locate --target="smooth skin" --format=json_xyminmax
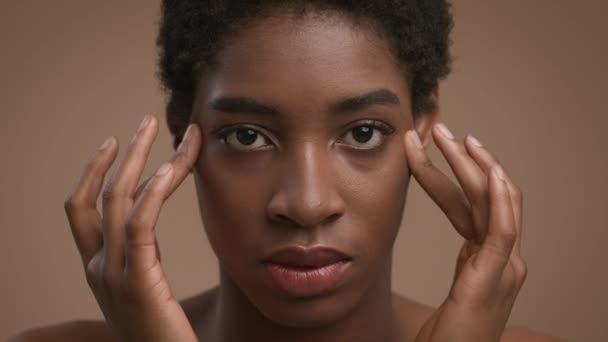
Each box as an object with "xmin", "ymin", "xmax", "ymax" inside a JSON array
[
  {"xmin": 10, "ymin": 117, "xmax": 561, "ymax": 342},
  {"xmin": 10, "ymin": 10, "xmax": 563, "ymax": 342}
]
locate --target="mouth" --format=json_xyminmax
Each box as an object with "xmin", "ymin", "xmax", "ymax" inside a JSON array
[{"xmin": 262, "ymin": 246, "xmax": 353, "ymax": 297}]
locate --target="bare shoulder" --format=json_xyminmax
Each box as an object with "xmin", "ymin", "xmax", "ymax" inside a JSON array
[
  {"xmin": 7, "ymin": 320, "xmax": 113, "ymax": 342},
  {"xmin": 393, "ymin": 293, "xmax": 565, "ymax": 342},
  {"xmin": 393, "ymin": 292, "xmax": 436, "ymax": 339},
  {"xmin": 179, "ymin": 287, "xmax": 219, "ymax": 339},
  {"xmin": 501, "ymin": 326, "xmax": 566, "ymax": 342},
  {"xmin": 7, "ymin": 288, "xmax": 219, "ymax": 342}
]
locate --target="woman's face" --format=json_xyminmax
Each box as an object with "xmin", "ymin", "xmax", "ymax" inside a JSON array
[{"xmin": 191, "ymin": 10, "xmax": 434, "ymax": 327}]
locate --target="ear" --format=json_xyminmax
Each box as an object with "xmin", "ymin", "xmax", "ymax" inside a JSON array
[{"xmin": 413, "ymin": 87, "xmax": 440, "ymax": 148}]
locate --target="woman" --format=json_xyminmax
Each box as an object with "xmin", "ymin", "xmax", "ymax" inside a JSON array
[{"xmin": 12, "ymin": 1, "xmax": 562, "ymax": 341}]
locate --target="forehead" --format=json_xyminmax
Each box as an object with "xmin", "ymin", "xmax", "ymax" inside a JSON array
[{"xmin": 196, "ymin": 10, "xmax": 411, "ymax": 111}]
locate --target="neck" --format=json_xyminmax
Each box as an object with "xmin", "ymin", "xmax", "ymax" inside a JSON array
[{"xmin": 213, "ymin": 257, "xmax": 403, "ymax": 342}]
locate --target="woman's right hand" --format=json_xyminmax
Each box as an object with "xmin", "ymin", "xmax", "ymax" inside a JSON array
[{"xmin": 63, "ymin": 115, "xmax": 201, "ymax": 342}]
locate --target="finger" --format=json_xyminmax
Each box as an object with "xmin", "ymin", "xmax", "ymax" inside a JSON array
[
  {"xmin": 125, "ymin": 162, "xmax": 174, "ymax": 274},
  {"xmin": 155, "ymin": 238, "xmax": 162, "ymax": 263},
  {"xmin": 105, "ymin": 115, "xmax": 159, "ymax": 199},
  {"xmin": 453, "ymin": 240, "xmax": 482, "ymax": 283},
  {"xmin": 404, "ymin": 130, "xmax": 475, "ymax": 240},
  {"xmin": 474, "ymin": 165, "xmax": 517, "ymax": 283},
  {"xmin": 64, "ymin": 136, "xmax": 118, "ymax": 265},
  {"xmin": 432, "ymin": 123, "xmax": 490, "ymax": 242},
  {"xmin": 453, "ymin": 241, "xmax": 468, "ymax": 283},
  {"xmin": 102, "ymin": 115, "xmax": 159, "ymax": 270},
  {"xmin": 464, "ymin": 135, "xmax": 523, "ymax": 255},
  {"xmin": 125, "ymin": 124, "xmax": 201, "ymax": 271},
  {"xmin": 133, "ymin": 123, "xmax": 202, "ymax": 200}
]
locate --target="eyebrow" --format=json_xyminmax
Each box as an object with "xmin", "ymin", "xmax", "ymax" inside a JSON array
[{"xmin": 207, "ymin": 88, "xmax": 400, "ymax": 116}]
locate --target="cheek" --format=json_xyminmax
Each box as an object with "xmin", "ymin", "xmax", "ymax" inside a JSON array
[
  {"xmin": 193, "ymin": 151, "xmax": 273, "ymax": 263},
  {"xmin": 194, "ymin": 137, "xmax": 410, "ymax": 265},
  {"xmin": 340, "ymin": 144, "xmax": 410, "ymax": 257}
]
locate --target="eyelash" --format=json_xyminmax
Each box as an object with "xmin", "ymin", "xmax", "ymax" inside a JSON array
[
  {"xmin": 339, "ymin": 120, "xmax": 394, "ymax": 150},
  {"xmin": 214, "ymin": 125, "xmax": 274, "ymax": 151},
  {"xmin": 214, "ymin": 120, "xmax": 395, "ymax": 151}
]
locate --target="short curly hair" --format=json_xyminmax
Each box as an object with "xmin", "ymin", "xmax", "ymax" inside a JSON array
[{"xmin": 156, "ymin": 0, "xmax": 454, "ymax": 148}]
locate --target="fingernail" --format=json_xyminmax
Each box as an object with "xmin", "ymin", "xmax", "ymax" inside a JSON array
[
  {"xmin": 177, "ymin": 125, "xmax": 193, "ymax": 152},
  {"xmin": 408, "ymin": 130, "xmax": 423, "ymax": 149},
  {"xmin": 493, "ymin": 165, "xmax": 505, "ymax": 181},
  {"xmin": 183, "ymin": 124, "xmax": 194, "ymax": 142},
  {"xmin": 137, "ymin": 115, "xmax": 150, "ymax": 132},
  {"xmin": 468, "ymin": 135, "xmax": 483, "ymax": 147},
  {"xmin": 436, "ymin": 123, "xmax": 454, "ymax": 140},
  {"xmin": 156, "ymin": 162, "xmax": 172, "ymax": 176},
  {"xmin": 97, "ymin": 136, "xmax": 114, "ymax": 151}
]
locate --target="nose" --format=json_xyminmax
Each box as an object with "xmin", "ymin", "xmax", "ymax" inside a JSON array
[{"xmin": 266, "ymin": 142, "xmax": 345, "ymax": 229}]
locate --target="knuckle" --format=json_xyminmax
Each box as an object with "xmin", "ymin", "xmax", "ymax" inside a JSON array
[
  {"xmin": 513, "ymin": 186, "xmax": 524, "ymax": 204},
  {"xmin": 63, "ymin": 195, "xmax": 78, "ymax": 212},
  {"xmin": 512, "ymin": 256, "xmax": 528, "ymax": 281},
  {"xmin": 101, "ymin": 187, "xmax": 127, "ymax": 204},
  {"xmin": 85, "ymin": 259, "xmax": 102, "ymax": 289}
]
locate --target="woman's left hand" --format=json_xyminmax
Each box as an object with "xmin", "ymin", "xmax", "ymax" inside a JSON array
[{"xmin": 404, "ymin": 123, "xmax": 527, "ymax": 342}]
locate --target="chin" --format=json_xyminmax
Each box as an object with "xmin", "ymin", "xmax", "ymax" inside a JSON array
[
  {"xmin": 223, "ymin": 261, "xmax": 372, "ymax": 329},
  {"xmin": 251, "ymin": 284, "xmax": 366, "ymax": 328}
]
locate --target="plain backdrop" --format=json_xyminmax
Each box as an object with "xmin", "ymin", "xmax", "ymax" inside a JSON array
[{"xmin": 1, "ymin": 1, "xmax": 606, "ymax": 341}]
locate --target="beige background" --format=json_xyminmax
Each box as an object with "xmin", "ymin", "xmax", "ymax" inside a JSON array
[{"xmin": 1, "ymin": 1, "xmax": 606, "ymax": 341}]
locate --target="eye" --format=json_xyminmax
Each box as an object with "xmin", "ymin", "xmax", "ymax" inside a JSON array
[
  {"xmin": 219, "ymin": 127, "xmax": 272, "ymax": 151},
  {"xmin": 341, "ymin": 121, "xmax": 394, "ymax": 150}
]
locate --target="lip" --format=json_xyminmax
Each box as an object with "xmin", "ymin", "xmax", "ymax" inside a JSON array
[
  {"xmin": 262, "ymin": 246, "xmax": 353, "ymax": 297},
  {"xmin": 263, "ymin": 246, "xmax": 352, "ymax": 267}
]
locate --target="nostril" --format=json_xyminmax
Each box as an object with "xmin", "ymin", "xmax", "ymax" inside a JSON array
[
  {"xmin": 266, "ymin": 182, "xmax": 346, "ymax": 229},
  {"xmin": 275, "ymin": 214, "xmax": 293, "ymax": 224},
  {"xmin": 324, "ymin": 213, "xmax": 342, "ymax": 224},
  {"xmin": 271, "ymin": 214, "xmax": 306, "ymax": 230},
  {"xmin": 271, "ymin": 211, "xmax": 343, "ymax": 230}
]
